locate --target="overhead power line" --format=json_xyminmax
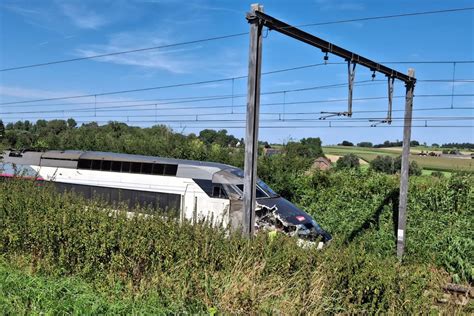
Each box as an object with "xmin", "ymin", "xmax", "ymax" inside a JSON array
[
  {"xmin": 0, "ymin": 33, "xmax": 247, "ymax": 72},
  {"xmin": 67, "ymin": 121, "xmax": 473, "ymax": 129},
  {"xmin": 4, "ymin": 115, "xmax": 471, "ymax": 123},
  {"xmin": 0, "ymin": 79, "xmax": 385, "ymax": 106},
  {"xmin": 1, "ymin": 7, "xmax": 473, "ymax": 72},
  {"xmin": 2, "ymin": 93, "xmax": 472, "ymax": 115},
  {"xmin": 292, "ymin": 7, "xmax": 474, "ymax": 28},
  {"xmin": 5, "ymin": 108, "xmax": 474, "ymax": 122}
]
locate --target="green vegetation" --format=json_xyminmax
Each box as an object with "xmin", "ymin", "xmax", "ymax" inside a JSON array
[
  {"xmin": 369, "ymin": 155, "xmax": 422, "ymax": 176},
  {"xmin": 1, "ymin": 168, "xmax": 472, "ymax": 313},
  {"xmin": 1, "ymin": 119, "xmax": 473, "ymax": 312},
  {"xmin": 1, "ymin": 120, "xmax": 245, "ymax": 167},
  {"xmin": 335, "ymin": 153, "xmax": 360, "ymax": 170}
]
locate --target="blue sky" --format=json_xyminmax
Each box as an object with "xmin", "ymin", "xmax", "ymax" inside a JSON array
[{"xmin": 0, "ymin": 0, "xmax": 473, "ymax": 145}]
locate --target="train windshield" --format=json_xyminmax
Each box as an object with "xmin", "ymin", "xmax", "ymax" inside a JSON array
[{"xmin": 213, "ymin": 168, "xmax": 279, "ymax": 199}]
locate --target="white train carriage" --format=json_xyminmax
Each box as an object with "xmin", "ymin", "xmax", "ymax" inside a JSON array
[{"xmin": 1, "ymin": 150, "xmax": 332, "ymax": 243}]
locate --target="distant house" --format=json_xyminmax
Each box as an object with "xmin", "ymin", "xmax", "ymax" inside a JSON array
[
  {"xmin": 263, "ymin": 147, "xmax": 283, "ymax": 157},
  {"xmin": 311, "ymin": 157, "xmax": 332, "ymax": 171}
]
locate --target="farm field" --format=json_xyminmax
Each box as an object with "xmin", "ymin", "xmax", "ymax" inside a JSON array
[{"xmin": 323, "ymin": 146, "xmax": 474, "ymax": 172}]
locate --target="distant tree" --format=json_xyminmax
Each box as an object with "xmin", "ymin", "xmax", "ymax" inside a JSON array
[
  {"xmin": 374, "ymin": 140, "xmax": 404, "ymax": 148},
  {"xmin": 339, "ymin": 140, "xmax": 354, "ymax": 146},
  {"xmin": 14, "ymin": 121, "xmax": 24, "ymax": 130},
  {"xmin": 431, "ymin": 143, "xmax": 440, "ymax": 148},
  {"xmin": 410, "ymin": 140, "xmax": 420, "ymax": 146},
  {"xmin": 357, "ymin": 141, "xmax": 373, "ymax": 148},
  {"xmin": 393, "ymin": 156, "xmax": 422, "ymax": 176},
  {"xmin": 300, "ymin": 137, "xmax": 323, "ymax": 157},
  {"xmin": 336, "ymin": 154, "xmax": 360, "ymax": 170},
  {"xmin": 67, "ymin": 118, "xmax": 77, "ymax": 129},
  {"xmin": 441, "ymin": 142, "xmax": 474, "ymax": 149},
  {"xmin": 23, "ymin": 120, "xmax": 32, "ymax": 131},
  {"xmin": 370, "ymin": 155, "xmax": 394, "ymax": 174},
  {"xmin": 286, "ymin": 141, "xmax": 311, "ymax": 158},
  {"xmin": 409, "ymin": 161, "xmax": 422, "ymax": 176},
  {"xmin": 199, "ymin": 129, "xmax": 235, "ymax": 146},
  {"xmin": 46, "ymin": 120, "xmax": 68, "ymax": 136},
  {"xmin": 35, "ymin": 119, "xmax": 47, "ymax": 129}
]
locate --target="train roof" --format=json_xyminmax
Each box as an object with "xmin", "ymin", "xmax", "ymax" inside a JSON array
[{"xmin": 1, "ymin": 150, "xmax": 240, "ymax": 180}]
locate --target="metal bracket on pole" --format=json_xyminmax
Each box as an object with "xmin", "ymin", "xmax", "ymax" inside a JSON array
[
  {"xmin": 387, "ymin": 76, "xmax": 394, "ymax": 124},
  {"xmin": 370, "ymin": 76, "xmax": 395, "ymax": 127},
  {"xmin": 318, "ymin": 61, "xmax": 355, "ymax": 120},
  {"xmin": 319, "ymin": 111, "xmax": 347, "ymax": 120}
]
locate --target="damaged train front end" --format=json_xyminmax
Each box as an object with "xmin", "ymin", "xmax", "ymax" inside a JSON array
[{"xmin": 213, "ymin": 168, "xmax": 332, "ymax": 246}]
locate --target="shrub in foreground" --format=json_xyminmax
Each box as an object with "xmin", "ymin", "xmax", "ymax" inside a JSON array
[{"xmin": 0, "ymin": 179, "xmax": 462, "ymax": 313}]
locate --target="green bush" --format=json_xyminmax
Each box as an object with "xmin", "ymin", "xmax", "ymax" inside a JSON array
[
  {"xmin": 370, "ymin": 155, "xmax": 423, "ymax": 175},
  {"xmin": 431, "ymin": 171, "xmax": 444, "ymax": 178},
  {"xmin": 2, "ymin": 178, "xmax": 467, "ymax": 313},
  {"xmin": 336, "ymin": 153, "xmax": 360, "ymax": 170}
]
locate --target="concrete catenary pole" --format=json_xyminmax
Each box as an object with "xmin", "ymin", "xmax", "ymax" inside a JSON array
[
  {"xmin": 397, "ymin": 68, "xmax": 415, "ymax": 259},
  {"xmin": 243, "ymin": 3, "xmax": 264, "ymax": 237}
]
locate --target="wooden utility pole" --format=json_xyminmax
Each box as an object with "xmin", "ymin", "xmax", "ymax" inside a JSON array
[
  {"xmin": 397, "ymin": 68, "xmax": 415, "ymax": 259},
  {"xmin": 243, "ymin": 4, "xmax": 264, "ymax": 237}
]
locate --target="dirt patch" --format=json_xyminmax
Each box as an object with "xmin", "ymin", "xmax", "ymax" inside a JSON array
[{"xmin": 326, "ymin": 154, "xmax": 368, "ymax": 165}]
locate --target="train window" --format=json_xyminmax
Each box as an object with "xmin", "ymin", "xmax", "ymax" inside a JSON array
[
  {"xmin": 101, "ymin": 160, "xmax": 111, "ymax": 171},
  {"xmin": 121, "ymin": 162, "xmax": 131, "ymax": 173},
  {"xmin": 152, "ymin": 164, "xmax": 164, "ymax": 175},
  {"xmin": 111, "ymin": 161, "xmax": 121, "ymax": 172},
  {"xmin": 236, "ymin": 184, "xmax": 268, "ymax": 198},
  {"xmin": 77, "ymin": 159, "xmax": 92, "ymax": 170},
  {"xmin": 164, "ymin": 164, "xmax": 178, "ymax": 176},
  {"xmin": 141, "ymin": 163, "xmax": 153, "ymax": 174},
  {"xmin": 91, "ymin": 160, "xmax": 101, "ymax": 170},
  {"xmin": 212, "ymin": 186, "xmax": 227, "ymax": 199},
  {"xmin": 131, "ymin": 162, "xmax": 142, "ymax": 173}
]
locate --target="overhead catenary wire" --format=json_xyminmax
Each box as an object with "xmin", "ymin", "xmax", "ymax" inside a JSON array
[
  {"xmin": 1, "ymin": 93, "xmax": 472, "ymax": 115},
  {"xmin": 2, "ymin": 7, "xmax": 473, "ymax": 72},
  {"xmin": 66, "ymin": 121, "xmax": 473, "ymax": 129},
  {"xmin": 0, "ymin": 76, "xmax": 472, "ymax": 109},
  {"xmin": 5, "ymin": 115, "xmax": 472, "ymax": 122},
  {"xmin": 0, "ymin": 59, "xmax": 472, "ymax": 106},
  {"xmin": 0, "ymin": 78, "xmax": 387, "ymax": 106}
]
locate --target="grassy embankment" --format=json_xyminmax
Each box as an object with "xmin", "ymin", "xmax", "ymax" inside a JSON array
[{"xmin": 1, "ymin": 170, "xmax": 472, "ymax": 314}]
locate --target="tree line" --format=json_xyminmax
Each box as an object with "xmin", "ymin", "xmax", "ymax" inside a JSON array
[{"xmin": 337, "ymin": 139, "xmax": 473, "ymax": 149}]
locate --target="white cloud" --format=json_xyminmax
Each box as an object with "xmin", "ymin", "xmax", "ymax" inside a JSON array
[
  {"xmin": 58, "ymin": 2, "xmax": 108, "ymax": 29},
  {"xmin": 74, "ymin": 32, "xmax": 205, "ymax": 73},
  {"xmin": 0, "ymin": 85, "xmax": 132, "ymax": 104}
]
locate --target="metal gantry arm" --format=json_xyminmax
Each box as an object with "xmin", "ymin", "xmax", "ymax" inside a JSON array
[
  {"xmin": 244, "ymin": 5, "xmax": 416, "ymax": 259},
  {"xmin": 252, "ymin": 9, "xmax": 416, "ymax": 85}
]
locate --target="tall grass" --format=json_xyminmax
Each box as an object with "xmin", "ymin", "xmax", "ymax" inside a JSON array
[{"xmin": 0, "ymin": 173, "xmax": 471, "ymax": 313}]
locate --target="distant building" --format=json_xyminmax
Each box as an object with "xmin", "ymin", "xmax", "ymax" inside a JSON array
[
  {"xmin": 263, "ymin": 147, "xmax": 283, "ymax": 157},
  {"xmin": 311, "ymin": 157, "xmax": 332, "ymax": 171}
]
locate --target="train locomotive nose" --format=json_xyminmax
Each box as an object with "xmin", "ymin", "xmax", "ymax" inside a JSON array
[{"xmin": 256, "ymin": 197, "xmax": 331, "ymax": 244}]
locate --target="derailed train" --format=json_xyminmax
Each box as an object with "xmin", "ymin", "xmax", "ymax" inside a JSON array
[{"xmin": 1, "ymin": 150, "xmax": 332, "ymax": 244}]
